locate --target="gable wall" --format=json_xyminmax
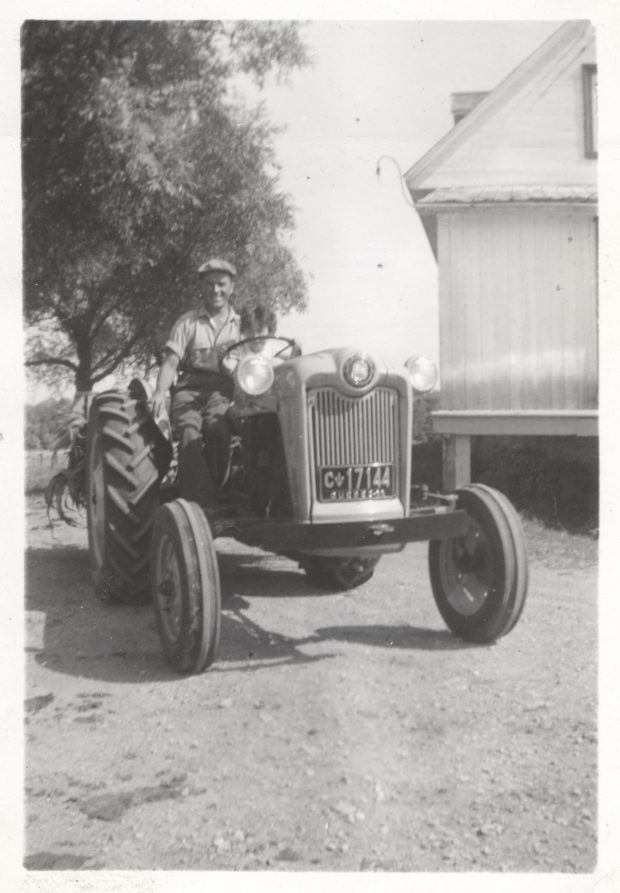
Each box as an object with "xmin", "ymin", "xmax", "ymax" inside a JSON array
[{"xmin": 416, "ymin": 32, "xmax": 596, "ymax": 189}]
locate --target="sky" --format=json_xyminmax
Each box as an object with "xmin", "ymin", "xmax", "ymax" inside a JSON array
[{"xmin": 254, "ymin": 21, "xmax": 561, "ymax": 365}]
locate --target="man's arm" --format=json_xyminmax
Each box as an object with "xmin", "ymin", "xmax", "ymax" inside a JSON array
[{"xmin": 153, "ymin": 350, "xmax": 180, "ymax": 417}]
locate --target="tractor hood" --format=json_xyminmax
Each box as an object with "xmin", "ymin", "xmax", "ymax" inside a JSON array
[
  {"xmin": 274, "ymin": 345, "xmax": 400, "ymax": 400},
  {"xmin": 271, "ymin": 345, "xmax": 413, "ymax": 524}
]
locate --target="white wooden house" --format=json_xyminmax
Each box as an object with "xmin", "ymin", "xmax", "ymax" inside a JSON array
[{"xmin": 405, "ymin": 20, "xmax": 597, "ymax": 488}]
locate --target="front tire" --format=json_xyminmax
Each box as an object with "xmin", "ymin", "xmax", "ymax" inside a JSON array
[
  {"xmin": 86, "ymin": 391, "xmax": 160, "ymax": 604},
  {"xmin": 300, "ymin": 556, "xmax": 380, "ymax": 591},
  {"xmin": 428, "ymin": 484, "xmax": 528, "ymax": 643},
  {"xmin": 151, "ymin": 499, "xmax": 221, "ymax": 674}
]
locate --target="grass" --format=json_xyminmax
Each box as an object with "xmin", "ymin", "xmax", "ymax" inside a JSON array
[{"xmin": 521, "ymin": 515, "xmax": 598, "ymax": 569}]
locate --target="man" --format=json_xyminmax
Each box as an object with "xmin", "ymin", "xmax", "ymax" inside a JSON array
[{"xmin": 153, "ymin": 258, "xmax": 241, "ymax": 507}]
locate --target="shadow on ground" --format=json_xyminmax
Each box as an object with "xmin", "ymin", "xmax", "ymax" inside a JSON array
[{"xmin": 25, "ymin": 544, "xmax": 468, "ymax": 684}]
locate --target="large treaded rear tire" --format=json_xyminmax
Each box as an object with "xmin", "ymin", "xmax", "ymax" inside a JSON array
[{"xmin": 86, "ymin": 391, "xmax": 160, "ymax": 605}]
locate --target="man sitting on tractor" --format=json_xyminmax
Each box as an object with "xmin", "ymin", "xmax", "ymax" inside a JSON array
[{"xmin": 152, "ymin": 257, "xmax": 241, "ymax": 507}]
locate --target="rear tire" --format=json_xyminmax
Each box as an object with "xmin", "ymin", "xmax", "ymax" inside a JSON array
[
  {"xmin": 151, "ymin": 499, "xmax": 221, "ymax": 674},
  {"xmin": 86, "ymin": 391, "xmax": 160, "ymax": 604},
  {"xmin": 300, "ymin": 556, "xmax": 380, "ymax": 591},
  {"xmin": 428, "ymin": 484, "xmax": 528, "ymax": 643}
]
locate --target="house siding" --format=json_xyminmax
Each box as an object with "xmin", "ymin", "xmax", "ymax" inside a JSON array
[{"xmin": 438, "ymin": 205, "xmax": 597, "ymax": 412}]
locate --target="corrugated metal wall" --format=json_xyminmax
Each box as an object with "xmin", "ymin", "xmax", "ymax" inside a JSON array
[{"xmin": 438, "ymin": 206, "xmax": 598, "ymax": 411}]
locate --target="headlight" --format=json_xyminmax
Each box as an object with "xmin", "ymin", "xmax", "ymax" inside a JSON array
[
  {"xmin": 343, "ymin": 353, "xmax": 375, "ymax": 388},
  {"xmin": 405, "ymin": 355, "xmax": 438, "ymax": 393},
  {"xmin": 236, "ymin": 355, "xmax": 274, "ymax": 396}
]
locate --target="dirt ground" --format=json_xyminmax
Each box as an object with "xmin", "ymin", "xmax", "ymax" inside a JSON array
[{"xmin": 24, "ymin": 494, "xmax": 597, "ymax": 873}]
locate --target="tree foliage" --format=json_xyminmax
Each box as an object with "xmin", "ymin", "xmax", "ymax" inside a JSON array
[
  {"xmin": 25, "ymin": 398, "xmax": 72, "ymax": 449},
  {"xmin": 23, "ymin": 21, "xmax": 310, "ymax": 391}
]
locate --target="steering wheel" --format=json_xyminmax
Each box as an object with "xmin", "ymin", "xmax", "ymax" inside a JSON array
[{"xmin": 221, "ymin": 335, "xmax": 298, "ymax": 360}]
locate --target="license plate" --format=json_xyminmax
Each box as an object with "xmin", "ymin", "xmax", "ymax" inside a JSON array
[{"xmin": 317, "ymin": 464, "xmax": 394, "ymax": 502}]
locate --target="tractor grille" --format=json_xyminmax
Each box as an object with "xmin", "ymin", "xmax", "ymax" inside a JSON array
[{"xmin": 308, "ymin": 387, "xmax": 399, "ymax": 467}]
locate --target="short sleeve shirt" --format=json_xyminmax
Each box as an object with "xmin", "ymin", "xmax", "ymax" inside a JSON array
[{"xmin": 165, "ymin": 306, "xmax": 241, "ymax": 372}]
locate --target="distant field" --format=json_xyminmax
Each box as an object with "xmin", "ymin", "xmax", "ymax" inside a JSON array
[{"xmin": 25, "ymin": 450, "xmax": 63, "ymax": 493}]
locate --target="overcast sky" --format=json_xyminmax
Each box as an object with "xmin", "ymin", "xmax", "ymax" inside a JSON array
[{"xmin": 251, "ymin": 20, "xmax": 561, "ymax": 365}]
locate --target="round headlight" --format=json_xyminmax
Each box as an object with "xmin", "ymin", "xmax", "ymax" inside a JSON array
[
  {"xmin": 405, "ymin": 355, "xmax": 438, "ymax": 393},
  {"xmin": 343, "ymin": 353, "xmax": 375, "ymax": 388},
  {"xmin": 236, "ymin": 355, "xmax": 275, "ymax": 396}
]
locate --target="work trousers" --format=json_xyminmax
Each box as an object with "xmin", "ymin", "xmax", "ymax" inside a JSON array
[{"xmin": 170, "ymin": 383, "xmax": 232, "ymax": 507}]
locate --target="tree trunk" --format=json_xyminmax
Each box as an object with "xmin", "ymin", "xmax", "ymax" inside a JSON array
[
  {"xmin": 75, "ymin": 367, "xmax": 93, "ymax": 392},
  {"xmin": 75, "ymin": 338, "xmax": 93, "ymax": 392}
]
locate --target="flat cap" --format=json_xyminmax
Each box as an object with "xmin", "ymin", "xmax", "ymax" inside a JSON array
[{"xmin": 197, "ymin": 257, "xmax": 237, "ymax": 278}]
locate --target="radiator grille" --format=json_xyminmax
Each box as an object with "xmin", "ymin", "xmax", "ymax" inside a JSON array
[{"xmin": 308, "ymin": 387, "xmax": 399, "ymax": 468}]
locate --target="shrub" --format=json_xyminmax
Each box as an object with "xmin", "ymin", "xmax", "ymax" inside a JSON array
[{"xmin": 472, "ymin": 436, "xmax": 598, "ymax": 532}]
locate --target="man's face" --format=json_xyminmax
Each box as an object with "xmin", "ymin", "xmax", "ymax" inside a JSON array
[{"xmin": 199, "ymin": 271, "xmax": 234, "ymax": 313}]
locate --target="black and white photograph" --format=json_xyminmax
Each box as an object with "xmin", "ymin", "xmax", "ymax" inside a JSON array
[{"xmin": 4, "ymin": 3, "xmax": 618, "ymax": 889}]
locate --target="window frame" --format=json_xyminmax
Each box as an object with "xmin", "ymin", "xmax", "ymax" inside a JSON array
[{"xmin": 582, "ymin": 64, "xmax": 598, "ymax": 159}]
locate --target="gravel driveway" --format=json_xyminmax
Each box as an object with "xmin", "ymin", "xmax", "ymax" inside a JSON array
[{"xmin": 24, "ymin": 495, "xmax": 597, "ymax": 873}]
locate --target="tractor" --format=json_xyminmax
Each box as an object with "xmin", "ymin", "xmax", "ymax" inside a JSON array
[{"xmin": 82, "ymin": 338, "xmax": 528, "ymax": 675}]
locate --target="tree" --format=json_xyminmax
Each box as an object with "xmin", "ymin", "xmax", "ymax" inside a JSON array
[
  {"xmin": 25, "ymin": 398, "xmax": 72, "ymax": 449},
  {"xmin": 22, "ymin": 21, "xmax": 310, "ymax": 392}
]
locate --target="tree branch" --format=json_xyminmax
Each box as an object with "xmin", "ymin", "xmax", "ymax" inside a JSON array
[
  {"xmin": 25, "ymin": 356, "xmax": 79, "ymax": 372},
  {"xmin": 91, "ymin": 328, "xmax": 146, "ymax": 382},
  {"xmin": 90, "ymin": 293, "xmax": 126, "ymax": 338}
]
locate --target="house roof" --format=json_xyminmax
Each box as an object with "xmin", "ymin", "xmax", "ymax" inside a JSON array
[
  {"xmin": 417, "ymin": 184, "xmax": 597, "ymax": 207},
  {"xmin": 406, "ymin": 20, "xmax": 596, "ymax": 196}
]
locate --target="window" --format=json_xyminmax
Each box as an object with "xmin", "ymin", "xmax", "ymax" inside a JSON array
[{"xmin": 583, "ymin": 64, "xmax": 597, "ymax": 159}]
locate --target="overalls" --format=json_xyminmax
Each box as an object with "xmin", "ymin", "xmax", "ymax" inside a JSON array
[{"xmin": 170, "ymin": 313, "xmax": 239, "ymax": 506}]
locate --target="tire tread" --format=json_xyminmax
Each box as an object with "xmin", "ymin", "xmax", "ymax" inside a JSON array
[
  {"xmin": 151, "ymin": 499, "xmax": 221, "ymax": 674},
  {"xmin": 86, "ymin": 391, "xmax": 161, "ymax": 605},
  {"xmin": 428, "ymin": 484, "xmax": 528, "ymax": 644}
]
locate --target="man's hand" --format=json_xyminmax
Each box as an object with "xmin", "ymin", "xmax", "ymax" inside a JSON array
[
  {"xmin": 220, "ymin": 355, "xmax": 238, "ymax": 375},
  {"xmin": 217, "ymin": 341, "xmax": 240, "ymax": 375},
  {"xmin": 152, "ymin": 389, "xmax": 168, "ymax": 419}
]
